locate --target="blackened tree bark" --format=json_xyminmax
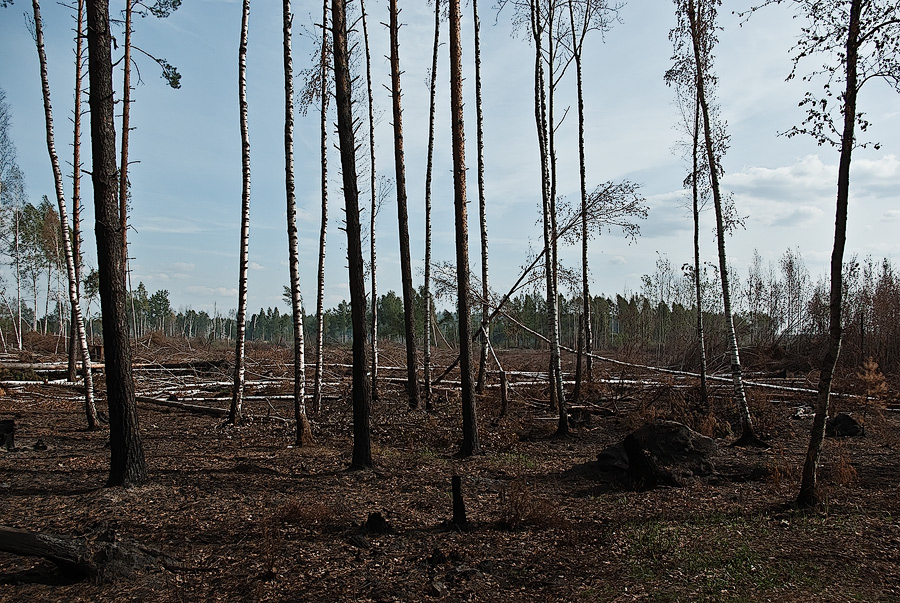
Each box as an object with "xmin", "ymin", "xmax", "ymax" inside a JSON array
[
  {"xmin": 450, "ymin": 0, "xmax": 481, "ymax": 457},
  {"xmin": 766, "ymin": 0, "xmax": 900, "ymax": 507},
  {"xmin": 473, "ymin": 0, "xmax": 490, "ymax": 395},
  {"xmin": 86, "ymin": 0, "xmax": 147, "ymax": 486},
  {"xmin": 360, "ymin": 0, "xmax": 379, "ymax": 403},
  {"xmin": 67, "ymin": 0, "xmax": 86, "ymax": 383},
  {"xmin": 313, "ymin": 0, "xmax": 329, "ymax": 415},
  {"xmin": 388, "ymin": 0, "xmax": 420, "ymax": 410},
  {"xmin": 283, "ymin": 0, "xmax": 313, "ymax": 446},
  {"xmin": 423, "ymin": 0, "xmax": 441, "ymax": 411},
  {"xmin": 333, "ymin": 0, "xmax": 372, "ymax": 468}
]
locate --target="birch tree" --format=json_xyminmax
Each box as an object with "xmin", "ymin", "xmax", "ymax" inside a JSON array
[
  {"xmin": 473, "ymin": 0, "xmax": 491, "ymax": 395},
  {"xmin": 562, "ymin": 0, "xmax": 618, "ymax": 400},
  {"xmin": 29, "ymin": 0, "xmax": 97, "ymax": 429},
  {"xmin": 673, "ymin": 0, "xmax": 761, "ymax": 446},
  {"xmin": 283, "ymin": 0, "xmax": 313, "ymax": 446},
  {"xmin": 229, "ymin": 0, "xmax": 251, "ymax": 425}
]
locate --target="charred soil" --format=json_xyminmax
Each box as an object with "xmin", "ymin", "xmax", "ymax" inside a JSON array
[{"xmin": 1, "ymin": 339, "xmax": 899, "ymax": 602}]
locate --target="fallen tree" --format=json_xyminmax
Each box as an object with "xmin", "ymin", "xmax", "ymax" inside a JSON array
[{"xmin": 0, "ymin": 525, "xmax": 186, "ymax": 582}]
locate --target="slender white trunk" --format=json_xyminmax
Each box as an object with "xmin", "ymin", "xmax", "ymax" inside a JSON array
[
  {"xmin": 30, "ymin": 0, "xmax": 97, "ymax": 429},
  {"xmin": 230, "ymin": 0, "xmax": 251, "ymax": 425}
]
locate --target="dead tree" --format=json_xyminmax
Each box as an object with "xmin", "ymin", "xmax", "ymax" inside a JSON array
[
  {"xmin": 387, "ymin": 0, "xmax": 421, "ymax": 409},
  {"xmin": 333, "ymin": 0, "xmax": 373, "ymax": 468},
  {"xmin": 450, "ymin": 0, "xmax": 481, "ymax": 457}
]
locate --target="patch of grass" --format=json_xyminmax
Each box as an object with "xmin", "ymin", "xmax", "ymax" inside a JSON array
[
  {"xmin": 495, "ymin": 479, "xmax": 569, "ymax": 530},
  {"xmin": 618, "ymin": 514, "xmax": 837, "ymax": 601}
]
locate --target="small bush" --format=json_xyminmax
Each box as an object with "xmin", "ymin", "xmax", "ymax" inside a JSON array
[{"xmin": 495, "ymin": 479, "xmax": 568, "ymax": 531}]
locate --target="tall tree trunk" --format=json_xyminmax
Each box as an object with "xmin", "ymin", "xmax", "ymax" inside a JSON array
[
  {"xmin": 31, "ymin": 0, "xmax": 97, "ymax": 431},
  {"xmin": 473, "ymin": 0, "xmax": 490, "ymax": 395},
  {"xmin": 687, "ymin": 0, "xmax": 756, "ymax": 444},
  {"xmin": 313, "ymin": 0, "xmax": 329, "ymax": 415},
  {"xmin": 283, "ymin": 0, "xmax": 313, "ymax": 446},
  {"xmin": 423, "ymin": 0, "xmax": 440, "ymax": 412},
  {"xmin": 359, "ymin": 0, "xmax": 379, "ymax": 404},
  {"xmin": 797, "ymin": 0, "xmax": 859, "ymax": 508},
  {"xmin": 229, "ymin": 0, "xmax": 251, "ymax": 425},
  {"xmin": 333, "ymin": 0, "xmax": 372, "ymax": 468},
  {"xmin": 690, "ymin": 96, "xmax": 709, "ymax": 406},
  {"xmin": 119, "ymin": 0, "xmax": 132, "ymax": 268},
  {"xmin": 530, "ymin": 0, "xmax": 567, "ymax": 434},
  {"xmin": 450, "ymin": 0, "xmax": 481, "ymax": 457},
  {"xmin": 86, "ymin": 0, "xmax": 147, "ymax": 486},
  {"xmin": 388, "ymin": 0, "xmax": 420, "ymax": 409},
  {"xmin": 67, "ymin": 0, "xmax": 85, "ymax": 381},
  {"xmin": 567, "ymin": 0, "xmax": 592, "ymax": 401}
]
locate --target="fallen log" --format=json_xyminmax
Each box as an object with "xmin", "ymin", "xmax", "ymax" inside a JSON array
[{"xmin": 0, "ymin": 525, "xmax": 185, "ymax": 582}]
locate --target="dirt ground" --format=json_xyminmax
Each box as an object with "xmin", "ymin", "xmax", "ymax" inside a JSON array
[{"xmin": 1, "ymin": 340, "xmax": 899, "ymax": 602}]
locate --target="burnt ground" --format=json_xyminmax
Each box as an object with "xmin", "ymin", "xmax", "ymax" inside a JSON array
[{"xmin": 1, "ymin": 340, "xmax": 899, "ymax": 602}]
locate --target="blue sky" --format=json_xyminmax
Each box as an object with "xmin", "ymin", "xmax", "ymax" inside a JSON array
[{"xmin": 1, "ymin": 0, "xmax": 899, "ymax": 317}]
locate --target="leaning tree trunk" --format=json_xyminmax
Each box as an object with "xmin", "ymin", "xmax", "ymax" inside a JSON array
[
  {"xmin": 360, "ymin": 0, "xmax": 379, "ymax": 404},
  {"xmin": 333, "ymin": 0, "xmax": 372, "ymax": 469},
  {"xmin": 450, "ymin": 0, "xmax": 481, "ymax": 457},
  {"xmin": 283, "ymin": 0, "xmax": 313, "ymax": 446},
  {"xmin": 473, "ymin": 0, "xmax": 490, "ymax": 395},
  {"xmin": 313, "ymin": 0, "xmax": 329, "ymax": 415},
  {"xmin": 86, "ymin": 0, "xmax": 147, "ymax": 486},
  {"xmin": 67, "ymin": 0, "xmax": 86, "ymax": 383},
  {"xmin": 229, "ymin": 0, "xmax": 252, "ymax": 425},
  {"xmin": 798, "ymin": 0, "xmax": 859, "ymax": 508},
  {"xmin": 32, "ymin": 0, "xmax": 97, "ymax": 431},
  {"xmin": 423, "ymin": 0, "xmax": 440, "ymax": 412},
  {"xmin": 687, "ymin": 0, "xmax": 756, "ymax": 445},
  {"xmin": 388, "ymin": 0, "xmax": 420, "ymax": 410}
]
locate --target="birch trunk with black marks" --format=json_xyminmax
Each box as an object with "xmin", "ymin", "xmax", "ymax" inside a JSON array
[
  {"xmin": 283, "ymin": 0, "xmax": 313, "ymax": 446},
  {"xmin": 229, "ymin": 0, "xmax": 251, "ymax": 425},
  {"xmin": 686, "ymin": 0, "xmax": 756, "ymax": 444},
  {"xmin": 31, "ymin": 0, "xmax": 97, "ymax": 431}
]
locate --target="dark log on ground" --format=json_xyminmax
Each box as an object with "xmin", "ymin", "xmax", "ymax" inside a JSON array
[
  {"xmin": 137, "ymin": 396, "xmax": 228, "ymax": 417},
  {"xmin": 0, "ymin": 525, "xmax": 185, "ymax": 582}
]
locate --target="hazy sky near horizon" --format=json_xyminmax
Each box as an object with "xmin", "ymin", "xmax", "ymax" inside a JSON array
[{"xmin": 1, "ymin": 0, "xmax": 899, "ymax": 318}]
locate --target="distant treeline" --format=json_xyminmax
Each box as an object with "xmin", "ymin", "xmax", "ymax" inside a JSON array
[{"xmin": 2, "ymin": 249, "xmax": 898, "ymax": 373}]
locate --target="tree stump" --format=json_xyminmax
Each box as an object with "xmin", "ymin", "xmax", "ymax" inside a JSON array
[
  {"xmin": 0, "ymin": 420, "xmax": 14, "ymax": 451},
  {"xmin": 450, "ymin": 475, "xmax": 468, "ymax": 531}
]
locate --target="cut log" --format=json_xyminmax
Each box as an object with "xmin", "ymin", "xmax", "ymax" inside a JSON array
[{"xmin": 0, "ymin": 525, "xmax": 184, "ymax": 582}]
